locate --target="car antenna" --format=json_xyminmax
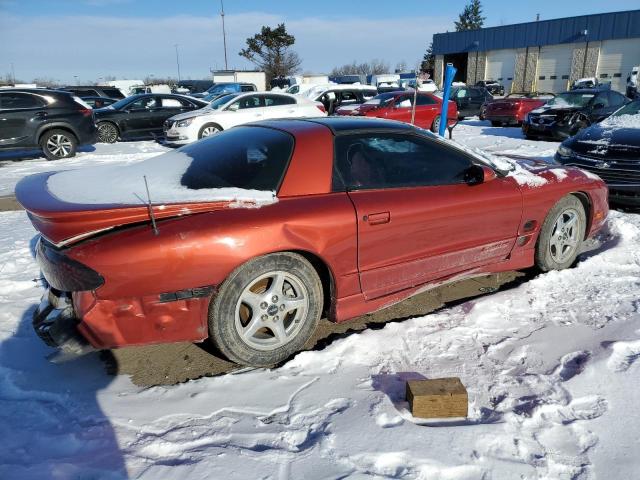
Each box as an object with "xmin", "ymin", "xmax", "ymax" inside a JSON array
[{"xmin": 143, "ymin": 175, "xmax": 159, "ymax": 236}]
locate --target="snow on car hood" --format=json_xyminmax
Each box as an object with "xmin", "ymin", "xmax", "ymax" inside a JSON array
[{"xmin": 46, "ymin": 149, "xmax": 277, "ymax": 206}]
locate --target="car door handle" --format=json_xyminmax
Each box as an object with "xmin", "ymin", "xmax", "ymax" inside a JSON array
[
  {"xmin": 35, "ymin": 111, "xmax": 47, "ymax": 119},
  {"xmin": 287, "ymin": 109, "xmax": 296, "ymax": 113},
  {"xmin": 363, "ymin": 212, "xmax": 390, "ymax": 225}
]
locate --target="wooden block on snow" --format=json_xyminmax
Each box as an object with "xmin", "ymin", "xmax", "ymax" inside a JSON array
[{"xmin": 406, "ymin": 377, "xmax": 468, "ymax": 418}]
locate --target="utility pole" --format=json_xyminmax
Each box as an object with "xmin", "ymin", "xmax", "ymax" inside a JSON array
[
  {"xmin": 220, "ymin": 0, "xmax": 228, "ymax": 70},
  {"xmin": 10, "ymin": 62, "xmax": 15, "ymax": 84},
  {"xmin": 174, "ymin": 44, "xmax": 181, "ymax": 81}
]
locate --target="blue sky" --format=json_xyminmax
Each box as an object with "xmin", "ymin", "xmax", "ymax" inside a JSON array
[{"xmin": 1, "ymin": 0, "xmax": 638, "ymax": 83}]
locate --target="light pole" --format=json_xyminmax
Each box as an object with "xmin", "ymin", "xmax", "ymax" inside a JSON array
[
  {"xmin": 74, "ymin": 75, "xmax": 79, "ymax": 85},
  {"xmin": 174, "ymin": 44, "xmax": 181, "ymax": 82},
  {"xmin": 10, "ymin": 62, "xmax": 15, "ymax": 84},
  {"xmin": 220, "ymin": 0, "xmax": 228, "ymax": 70}
]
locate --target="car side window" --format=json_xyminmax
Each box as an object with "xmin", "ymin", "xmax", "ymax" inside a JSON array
[
  {"xmin": 333, "ymin": 133, "xmax": 472, "ymax": 191},
  {"xmin": 264, "ymin": 95, "xmax": 296, "ymax": 107},
  {"xmin": 416, "ymin": 95, "xmax": 436, "ymax": 106},
  {"xmin": 456, "ymin": 89, "xmax": 468, "ymax": 99},
  {"xmin": 128, "ymin": 96, "xmax": 159, "ymax": 110},
  {"xmin": 240, "ymin": 85, "xmax": 255, "ymax": 92},
  {"xmin": 594, "ymin": 93, "xmax": 609, "ymax": 108},
  {"xmin": 607, "ymin": 91, "xmax": 626, "ymax": 108},
  {"xmin": 0, "ymin": 92, "xmax": 45, "ymax": 109},
  {"xmin": 470, "ymin": 88, "xmax": 484, "ymax": 99},
  {"xmin": 395, "ymin": 95, "xmax": 414, "ymax": 108},
  {"xmin": 228, "ymin": 95, "xmax": 263, "ymax": 111}
]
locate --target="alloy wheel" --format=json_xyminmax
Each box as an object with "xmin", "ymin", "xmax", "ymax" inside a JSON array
[
  {"xmin": 234, "ymin": 270, "xmax": 309, "ymax": 351},
  {"xmin": 46, "ymin": 134, "xmax": 73, "ymax": 158},
  {"xmin": 548, "ymin": 208, "xmax": 581, "ymax": 263},
  {"xmin": 98, "ymin": 123, "xmax": 118, "ymax": 143},
  {"xmin": 201, "ymin": 126, "xmax": 219, "ymax": 138}
]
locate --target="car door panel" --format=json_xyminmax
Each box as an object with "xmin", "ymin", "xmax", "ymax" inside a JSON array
[{"xmin": 348, "ymin": 179, "xmax": 522, "ymax": 299}]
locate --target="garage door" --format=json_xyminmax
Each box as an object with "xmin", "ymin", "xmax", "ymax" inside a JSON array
[
  {"xmin": 597, "ymin": 38, "xmax": 640, "ymax": 93},
  {"xmin": 485, "ymin": 49, "xmax": 516, "ymax": 94},
  {"xmin": 537, "ymin": 44, "xmax": 574, "ymax": 93}
]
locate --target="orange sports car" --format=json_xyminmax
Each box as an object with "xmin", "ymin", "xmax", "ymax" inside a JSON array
[{"xmin": 17, "ymin": 118, "xmax": 609, "ymax": 366}]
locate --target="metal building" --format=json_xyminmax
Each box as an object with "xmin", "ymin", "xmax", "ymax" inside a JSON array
[{"xmin": 432, "ymin": 9, "xmax": 640, "ymax": 94}]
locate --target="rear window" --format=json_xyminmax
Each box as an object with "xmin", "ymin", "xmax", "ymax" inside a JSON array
[
  {"xmin": 101, "ymin": 88, "xmax": 124, "ymax": 99},
  {"xmin": 181, "ymin": 127, "xmax": 294, "ymax": 191}
]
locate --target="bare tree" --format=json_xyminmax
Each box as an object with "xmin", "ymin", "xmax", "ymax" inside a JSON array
[
  {"xmin": 30, "ymin": 77, "xmax": 60, "ymax": 88},
  {"xmin": 330, "ymin": 59, "xmax": 390, "ymax": 77}
]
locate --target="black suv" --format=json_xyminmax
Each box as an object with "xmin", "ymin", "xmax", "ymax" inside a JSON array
[
  {"xmin": 523, "ymin": 86, "xmax": 629, "ymax": 140},
  {"xmin": 475, "ymin": 80, "xmax": 504, "ymax": 96},
  {"xmin": 0, "ymin": 89, "xmax": 97, "ymax": 160},
  {"xmin": 59, "ymin": 85, "xmax": 125, "ymax": 99}
]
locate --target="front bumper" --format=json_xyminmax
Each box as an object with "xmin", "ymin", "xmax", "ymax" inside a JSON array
[{"xmin": 33, "ymin": 288, "xmax": 94, "ymax": 355}]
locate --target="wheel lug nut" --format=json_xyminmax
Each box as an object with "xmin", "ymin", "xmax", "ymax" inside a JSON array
[
  {"xmin": 280, "ymin": 304, "xmax": 285, "ymax": 311},
  {"xmin": 272, "ymin": 295, "xmax": 278, "ymax": 302},
  {"xmin": 261, "ymin": 314, "xmax": 268, "ymax": 321},
  {"xmin": 274, "ymin": 315, "xmax": 279, "ymax": 321},
  {"xmin": 260, "ymin": 302, "xmax": 268, "ymax": 309}
]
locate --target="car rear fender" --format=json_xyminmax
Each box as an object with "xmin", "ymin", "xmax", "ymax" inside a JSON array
[{"xmin": 36, "ymin": 122, "xmax": 80, "ymax": 143}]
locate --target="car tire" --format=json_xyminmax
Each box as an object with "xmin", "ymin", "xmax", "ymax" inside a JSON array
[
  {"xmin": 198, "ymin": 123, "xmax": 222, "ymax": 139},
  {"xmin": 40, "ymin": 129, "xmax": 77, "ymax": 160},
  {"xmin": 431, "ymin": 115, "xmax": 441, "ymax": 133},
  {"xmin": 535, "ymin": 195, "xmax": 586, "ymax": 272},
  {"xmin": 524, "ymin": 133, "xmax": 537, "ymax": 140},
  {"xmin": 208, "ymin": 252, "xmax": 323, "ymax": 367},
  {"xmin": 97, "ymin": 122, "xmax": 119, "ymax": 143},
  {"xmin": 491, "ymin": 120, "xmax": 502, "ymax": 127}
]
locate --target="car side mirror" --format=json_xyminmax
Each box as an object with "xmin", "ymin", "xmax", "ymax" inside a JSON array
[
  {"xmin": 465, "ymin": 164, "xmax": 497, "ymax": 185},
  {"xmin": 592, "ymin": 102, "xmax": 605, "ymax": 110}
]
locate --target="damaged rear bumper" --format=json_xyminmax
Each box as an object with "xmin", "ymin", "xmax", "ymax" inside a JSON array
[{"xmin": 33, "ymin": 288, "xmax": 95, "ymax": 356}]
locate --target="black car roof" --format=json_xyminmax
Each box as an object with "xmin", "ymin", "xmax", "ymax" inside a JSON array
[
  {"xmin": 1, "ymin": 88, "xmax": 73, "ymax": 97},
  {"xmin": 256, "ymin": 117, "xmax": 416, "ymax": 135}
]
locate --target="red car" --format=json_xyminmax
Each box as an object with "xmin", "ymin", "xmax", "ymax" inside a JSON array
[
  {"xmin": 336, "ymin": 91, "xmax": 458, "ymax": 132},
  {"xmin": 484, "ymin": 92, "xmax": 555, "ymax": 127},
  {"xmin": 18, "ymin": 118, "xmax": 608, "ymax": 367}
]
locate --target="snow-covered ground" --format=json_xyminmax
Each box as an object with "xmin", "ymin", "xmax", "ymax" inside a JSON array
[{"xmin": 1, "ymin": 122, "xmax": 639, "ymax": 479}]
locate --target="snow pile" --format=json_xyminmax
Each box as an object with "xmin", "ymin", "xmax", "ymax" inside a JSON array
[
  {"xmin": 1, "ymin": 208, "xmax": 639, "ymax": 479},
  {"xmin": 46, "ymin": 149, "xmax": 277, "ymax": 206}
]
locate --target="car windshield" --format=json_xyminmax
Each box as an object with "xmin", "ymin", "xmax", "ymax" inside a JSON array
[
  {"xmin": 206, "ymin": 84, "xmax": 236, "ymax": 95},
  {"xmin": 546, "ymin": 92, "xmax": 595, "ymax": 107},
  {"xmin": 363, "ymin": 93, "xmax": 396, "ymax": 106},
  {"xmin": 205, "ymin": 93, "xmax": 238, "ymax": 109},
  {"xmin": 107, "ymin": 96, "xmax": 138, "ymax": 110},
  {"xmin": 611, "ymin": 100, "xmax": 640, "ymax": 117}
]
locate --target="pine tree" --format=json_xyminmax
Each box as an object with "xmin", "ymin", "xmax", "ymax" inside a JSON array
[
  {"xmin": 454, "ymin": 0, "xmax": 486, "ymax": 31},
  {"xmin": 239, "ymin": 23, "xmax": 302, "ymax": 85},
  {"xmin": 420, "ymin": 42, "xmax": 435, "ymax": 75}
]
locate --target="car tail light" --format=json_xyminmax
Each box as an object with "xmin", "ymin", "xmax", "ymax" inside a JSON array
[
  {"xmin": 78, "ymin": 107, "xmax": 92, "ymax": 117},
  {"xmin": 315, "ymin": 103, "xmax": 326, "ymax": 113},
  {"xmin": 37, "ymin": 239, "xmax": 104, "ymax": 292}
]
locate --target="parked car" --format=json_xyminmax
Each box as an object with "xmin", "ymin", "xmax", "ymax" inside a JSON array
[
  {"xmin": 308, "ymin": 85, "xmax": 378, "ymax": 115},
  {"xmin": 475, "ymin": 80, "xmax": 504, "ymax": 96},
  {"xmin": 130, "ymin": 84, "xmax": 172, "ymax": 95},
  {"xmin": 172, "ymin": 80, "xmax": 215, "ymax": 95},
  {"xmin": 94, "ymin": 94, "xmax": 208, "ymax": 143},
  {"xmin": 335, "ymin": 91, "xmax": 457, "ymax": 132},
  {"xmin": 81, "ymin": 96, "xmax": 118, "ymax": 109},
  {"xmin": 163, "ymin": 92, "xmax": 326, "ymax": 145},
  {"xmin": 555, "ymin": 99, "xmax": 640, "ymax": 206},
  {"xmin": 483, "ymin": 92, "xmax": 555, "ymax": 127},
  {"xmin": 0, "ymin": 89, "xmax": 97, "ymax": 160},
  {"xmin": 522, "ymin": 87, "xmax": 629, "ymax": 140},
  {"xmin": 447, "ymin": 86, "xmax": 493, "ymax": 119},
  {"xmin": 59, "ymin": 85, "xmax": 125, "ymax": 99},
  {"xmin": 191, "ymin": 82, "xmax": 257, "ymax": 99},
  {"xmin": 18, "ymin": 117, "xmax": 608, "ymax": 367}
]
